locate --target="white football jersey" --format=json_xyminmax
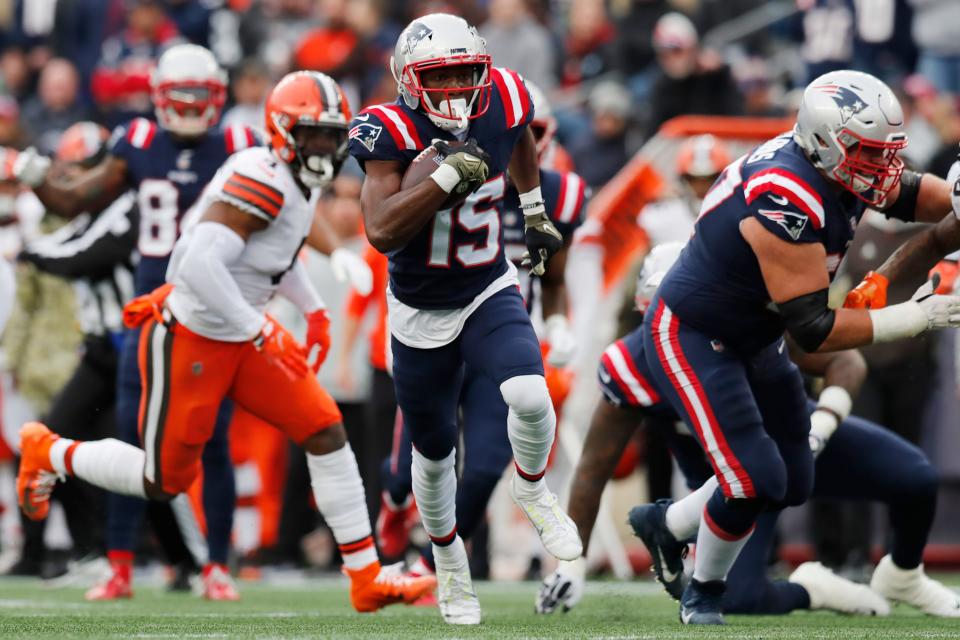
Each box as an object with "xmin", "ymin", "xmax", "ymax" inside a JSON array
[{"xmin": 167, "ymin": 146, "xmax": 317, "ymax": 341}]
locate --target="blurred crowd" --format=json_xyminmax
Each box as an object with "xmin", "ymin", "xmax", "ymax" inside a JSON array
[{"xmin": 0, "ymin": 0, "xmax": 959, "ymax": 584}]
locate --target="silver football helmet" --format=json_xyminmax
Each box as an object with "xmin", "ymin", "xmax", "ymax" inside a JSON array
[
  {"xmin": 794, "ymin": 70, "xmax": 907, "ymax": 205},
  {"xmin": 151, "ymin": 44, "xmax": 227, "ymax": 137},
  {"xmin": 390, "ymin": 13, "xmax": 491, "ymax": 131}
]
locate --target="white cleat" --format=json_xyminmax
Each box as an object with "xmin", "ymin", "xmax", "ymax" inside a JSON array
[
  {"xmin": 510, "ymin": 473, "xmax": 583, "ymax": 561},
  {"xmin": 870, "ymin": 554, "xmax": 960, "ymax": 617},
  {"xmin": 789, "ymin": 561, "xmax": 890, "ymax": 616},
  {"xmin": 435, "ymin": 537, "xmax": 481, "ymax": 625}
]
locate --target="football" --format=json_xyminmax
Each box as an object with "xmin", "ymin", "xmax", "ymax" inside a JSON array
[{"xmin": 400, "ymin": 141, "xmax": 477, "ymax": 211}]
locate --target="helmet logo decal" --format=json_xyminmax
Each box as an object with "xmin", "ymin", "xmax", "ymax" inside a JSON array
[
  {"xmin": 815, "ymin": 84, "xmax": 866, "ymax": 124},
  {"xmin": 402, "ymin": 22, "xmax": 433, "ymax": 55},
  {"xmin": 758, "ymin": 208, "xmax": 808, "ymax": 241},
  {"xmin": 348, "ymin": 122, "xmax": 383, "ymax": 153}
]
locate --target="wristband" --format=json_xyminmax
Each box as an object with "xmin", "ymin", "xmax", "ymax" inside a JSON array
[
  {"xmin": 430, "ymin": 163, "xmax": 461, "ymax": 194},
  {"xmin": 816, "ymin": 385, "xmax": 852, "ymax": 422},
  {"xmin": 869, "ymin": 301, "xmax": 927, "ymax": 343}
]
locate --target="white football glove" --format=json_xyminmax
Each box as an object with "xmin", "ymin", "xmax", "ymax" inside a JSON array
[
  {"xmin": 544, "ymin": 314, "xmax": 576, "ymax": 368},
  {"xmin": 870, "ymin": 275, "xmax": 960, "ymax": 343},
  {"xmin": 330, "ymin": 248, "xmax": 373, "ymax": 296},
  {"xmin": 535, "ymin": 558, "xmax": 585, "ymax": 614},
  {"xmin": 11, "ymin": 147, "xmax": 50, "ymax": 188}
]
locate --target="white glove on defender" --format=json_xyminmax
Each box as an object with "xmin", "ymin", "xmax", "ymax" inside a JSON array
[
  {"xmin": 545, "ymin": 314, "xmax": 576, "ymax": 368},
  {"xmin": 330, "ymin": 248, "xmax": 373, "ymax": 296},
  {"xmin": 11, "ymin": 147, "xmax": 50, "ymax": 188},
  {"xmin": 870, "ymin": 276, "xmax": 960, "ymax": 343},
  {"xmin": 536, "ymin": 558, "xmax": 585, "ymax": 613}
]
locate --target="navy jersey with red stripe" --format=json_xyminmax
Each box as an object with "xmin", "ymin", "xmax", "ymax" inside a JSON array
[
  {"xmin": 348, "ymin": 67, "xmax": 534, "ymax": 309},
  {"xmin": 502, "ymin": 169, "xmax": 587, "ymax": 267},
  {"xmin": 107, "ymin": 118, "xmax": 261, "ymax": 295},
  {"xmin": 659, "ymin": 133, "xmax": 885, "ymax": 353}
]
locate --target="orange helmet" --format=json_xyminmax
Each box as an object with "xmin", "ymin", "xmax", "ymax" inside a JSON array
[
  {"xmin": 675, "ymin": 134, "xmax": 731, "ymax": 178},
  {"xmin": 265, "ymin": 71, "xmax": 352, "ymax": 188},
  {"xmin": 56, "ymin": 121, "xmax": 109, "ymax": 165}
]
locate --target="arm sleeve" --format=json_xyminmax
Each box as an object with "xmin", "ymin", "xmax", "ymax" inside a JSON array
[
  {"xmin": 178, "ymin": 221, "xmax": 264, "ymax": 339},
  {"xmin": 21, "ymin": 197, "xmax": 136, "ymax": 279},
  {"xmin": 276, "ymin": 259, "xmax": 325, "ymax": 314}
]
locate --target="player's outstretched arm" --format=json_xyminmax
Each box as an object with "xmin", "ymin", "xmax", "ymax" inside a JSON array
[
  {"xmin": 541, "ymin": 239, "xmax": 576, "ymax": 367},
  {"xmin": 742, "ymin": 217, "xmax": 960, "ymax": 352},
  {"xmin": 360, "ymin": 159, "xmax": 451, "ymax": 253},
  {"xmin": 2, "ymin": 147, "xmax": 129, "ymax": 218},
  {"xmin": 846, "ymin": 171, "xmax": 960, "ymax": 309}
]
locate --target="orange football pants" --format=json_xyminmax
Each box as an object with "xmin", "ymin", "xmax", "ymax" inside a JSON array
[{"xmin": 137, "ymin": 314, "xmax": 341, "ymax": 495}]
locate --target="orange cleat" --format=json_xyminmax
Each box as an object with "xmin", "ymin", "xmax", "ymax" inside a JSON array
[
  {"xmin": 345, "ymin": 561, "xmax": 437, "ymax": 612},
  {"xmin": 375, "ymin": 492, "xmax": 417, "ymax": 558},
  {"xmin": 201, "ymin": 563, "xmax": 241, "ymax": 601},
  {"xmin": 16, "ymin": 422, "xmax": 60, "ymax": 521},
  {"xmin": 85, "ymin": 553, "xmax": 133, "ymax": 601}
]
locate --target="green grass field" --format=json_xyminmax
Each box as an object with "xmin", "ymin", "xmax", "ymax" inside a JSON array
[{"xmin": 1, "ymin": 576, "xmax": 959, "ymax": 639}]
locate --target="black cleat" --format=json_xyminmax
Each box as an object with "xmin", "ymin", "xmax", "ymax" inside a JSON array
[
  {"xmin": 679, "ymin": 579, "xmax": 726, "ymax": 625},
  {"xmin": 628, "ymin": 500, "xmax": 687, "ymax": 600}
]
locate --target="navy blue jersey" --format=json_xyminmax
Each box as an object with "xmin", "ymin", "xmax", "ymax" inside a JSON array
[
  {"xmin": 349, "ymin": 66, "xmax": 534, "ymax": 310},
  {"xmin": 502, "ymin": 168, "xmax": 587, "ymax": 266},
  {"xmin": 659, "ymin": 133, "xmax": 889, "ymax": 354},
  {"xmin": 107, "ymin": 118, "xmax": 260, "ymax": 294}
]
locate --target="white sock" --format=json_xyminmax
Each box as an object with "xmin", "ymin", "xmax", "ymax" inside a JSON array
[
  {"xmin": 500, "ymin": 375, "xmax": 555, "ymax": 484},
  {"xmin": 434, "ymin": 535, "xmax": 468, "ymax": 570},
  {"xmin": 306, "ymin": 444, "xmax": 377, "ymax": 570},
  {"xmin": 411, "ymin": 448, "xmax": 457, "ymax": 545},
  {"xmin": 665, "ymin": 476, "xmax": 718, "ymax": 540},
  {"xmin": 68, "ymin": 439, "xmax": 147, "ymax": 498},
  {"xmin": 692, "ymin": 506, "xmax": 754, "ymax": 583}
]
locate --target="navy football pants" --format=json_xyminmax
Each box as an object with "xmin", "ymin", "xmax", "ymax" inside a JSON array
[
  {"xmin": 643, "ymin": 298, "xmax": 813, "ymax": 534},
  {"xmin": 112, "ymin": 326, "xmax": 236, "ymax": 565},
  {"xmin": 663, "ymin": 411, "xmax": 938, "ymax": 613},
  {"xmin": 391, "ymin": 286, "xmax": 543, "ymax": 461}
]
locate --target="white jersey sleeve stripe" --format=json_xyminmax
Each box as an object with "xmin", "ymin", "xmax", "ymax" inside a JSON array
[
  {"xmin": 743, "ymin": 168, "xmax": 826, "ymax": 228},
  {"xmin": 369, "ymin": 105, "xmax": 417, "ymax": 150},
  {"xmin": 558, "ymin": 173, "xmax": 583, "ymax": 223}
]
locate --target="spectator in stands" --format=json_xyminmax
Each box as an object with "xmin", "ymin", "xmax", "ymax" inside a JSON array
[
  {"xmin": 734, "ymin": 57, "xmax": 785, "ymax": 117},
  {"xmin": 481, "ymin": 0, "xmax": 557, "ymax": 91},
  {"xmin": 90, "ymin": 0, "xmax": 181, "ymax": 127},
  {"xmin": 568, "ymin": 80, "xmax": 633, "ymax": 189},
  {"xmin": 21, "ymin": 59, "xmax": 91, "ymax": 155},
  {"xmin": 0, "ymin": 97, "xmax": 25, "ymax": 149},
  {"xmin": 610, "ymin": 0, "xmax": 670, "ymax": 85},
  {"xmin": 561, "ymin": 0, "xmax": 616, "ymax": 87},
  {"xmin": 222, "ymin": 58, "xmax": 271, "ymax": 129},
  {"xmin": 645, "ymin": 12, "xmax": 743, "ymax": 136},
  {"xmin": 164, "ymin": 0, "xmax": 213, "ymax": 47},
  {"xmin": 0, "ymin": 47, "xmax": 31, "ymax": 100},
  {"xmin": 345, "ymin": 0, "xmax": 401, "ymax": 104},
  {"xmin": 909, "ymin": 0, "xmax": 960, "ymax": 94},
  {"xmin": 798, "ymin": 0, "xmax": 854, "ymax": 81}
]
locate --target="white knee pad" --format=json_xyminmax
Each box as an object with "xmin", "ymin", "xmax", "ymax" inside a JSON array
[{"xmin": 499, "ymin": 374, "xmax": 551, "ymax": 417}]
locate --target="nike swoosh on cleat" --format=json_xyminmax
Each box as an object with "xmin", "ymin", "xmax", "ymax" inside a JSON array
[{"xmin": 659, "ymin": 549, "xmax": 678, "ymax": 582}]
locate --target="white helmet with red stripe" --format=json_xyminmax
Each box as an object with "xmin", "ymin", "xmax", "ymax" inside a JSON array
[
  {"xmin": 390, "ymin": 13, "xmax": 492, "ymax": 131},
  {"xmin": 151, "ymin": 44, "xmax": 227, "ymax": 137},
  {"xmin": 794, "ymin": 70, "xmax": 907, "ymax": 206},
  {"xmin": 526, "ymin": 81, "xmax": 556, "ymax": 161}
]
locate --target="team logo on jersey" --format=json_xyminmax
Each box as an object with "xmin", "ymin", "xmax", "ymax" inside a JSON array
[
  {"xmin": 815, "ymin": 84, "xmax": 867, "ymax": 124},
  {"xmin": 349, "ymin": 122, "xmax": 383, "ymax": 152},
  {"xmin": 176, "ymin": 149, "xmax": 193, "ymax": 170},
  {"xmin": 402, "ymin": 22, "xmax": 433, "ymax": 54},
  {"xmin": 758, "ymin": 208, "xmax": 808, "ymax": 241}
]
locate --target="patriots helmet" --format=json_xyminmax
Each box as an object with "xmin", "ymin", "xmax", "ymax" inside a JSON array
[
  {"xmin": 390, "ymin": 13, "xmax": 492, "ymax": 131},
  {"xmin": 794, "ymin": 70, "xmax": 907, "ymax": 206},
  {"xmin": 151, "ymin": 44, "xmax": 227, "ymax": 137},
  {"xmin": 635, "ymin": 242, "xmax": 685, "ymax": 313}
]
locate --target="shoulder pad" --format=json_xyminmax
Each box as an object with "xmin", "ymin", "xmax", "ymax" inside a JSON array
[
  {"xmin": 224, "ymin": 125, "xmax": 261, "ymax": 154},
  {"xmin": 743, "ymin": 166, "xmax": 826, "ymax": 231},
  {"xmin": 216, "ymin": 148, "xmax": 286, "ymax": 222},
  {"xmin": 490, "ymin": 67, "xmax": 533, "ymax": 129},
  {"xmin": 114, "ymin": 118, "xmax": 157, "ymax": 152},
  {"xmin": 354, "ymin": 105, "xmax": 424, "ymax": 152}
]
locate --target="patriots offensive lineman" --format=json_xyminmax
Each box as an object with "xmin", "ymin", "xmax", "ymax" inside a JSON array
[
  {"xmin": 637, "ymin": 70, "xmax": 960, "ymax": 625},
  {"xmin": 4, "ymin": 44, "xmax": 253, "ymax": 600},
  {"xmin": 536, "ymin": 243, "xmax": 960, "ymax": 619},
  {"xmin": 349, "ymin": 13, "xmax": 582, "ymax": 624}
]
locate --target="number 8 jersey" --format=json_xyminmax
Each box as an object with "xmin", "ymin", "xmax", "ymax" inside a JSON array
[
  {"xmin": 348, "ymin": 67, "xmax": 533, "ymax": 311},
  {"xmin": 107, "ymin": 118, "xmax": 261, "ymax": 295}
]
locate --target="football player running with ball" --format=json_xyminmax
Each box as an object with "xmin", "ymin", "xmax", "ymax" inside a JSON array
[
  {"xmin": 349, "ymin": 13, "xmax": 582, "ymax": 624},
  {"xmin": 16, "ymin": 71, "xmax": 436, "ymax": 612},
  {"xmin": 636, "ymin": 70, "xmax": 960, "ymax": 625}
]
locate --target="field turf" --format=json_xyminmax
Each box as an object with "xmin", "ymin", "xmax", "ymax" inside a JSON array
[{"xmin": 1, "ymin": 575, "xmax": 959, "ymax": 639}]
